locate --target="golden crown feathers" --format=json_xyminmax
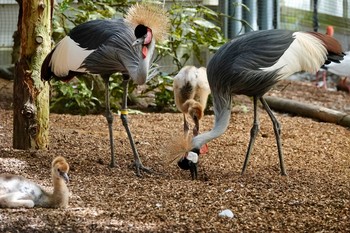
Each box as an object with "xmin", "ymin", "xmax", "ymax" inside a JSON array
[{"xmin": 125, "ymin": 2, "xmax": 170, "ymax": 42}]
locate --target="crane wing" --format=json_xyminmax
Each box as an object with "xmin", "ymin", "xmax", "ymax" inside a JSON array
[{"xmin": 207, "ymin": 30, "xmax": 294, "ymax": 97}]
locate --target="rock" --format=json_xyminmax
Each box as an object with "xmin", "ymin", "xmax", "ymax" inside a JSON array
[{"xmin": 218, "ymin": 209, "xmax": 234, "ymax": 218}]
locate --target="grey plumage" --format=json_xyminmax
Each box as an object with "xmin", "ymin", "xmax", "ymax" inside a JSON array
[
  {"xmin": 41, "ymin": 15, "xmax": 160, "ymax": 176},
  {"xmin": 186, "ymin": 29, "xmax": 344, "ymax": 179},
  {"xmin": 79, "ymin": 20, "xmax": 141, "ymax": 77}
]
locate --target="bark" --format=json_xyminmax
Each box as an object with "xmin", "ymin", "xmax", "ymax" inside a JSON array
[
  {"xmin": 13, "ymin": 0, "xmax": 53, "ymax": 149},
  {"xmin": 264, "ymin": 96, "xmax": 350, "ymax": 128}
]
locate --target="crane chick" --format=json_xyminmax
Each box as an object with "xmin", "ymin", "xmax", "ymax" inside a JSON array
[
  {"xmin": 0, "ymin": 156, "xmax": 69, "ymax": 208},
  {"xmin": 173, "ymin": 66, "xmax": 210, "ymax": 179},
  {"xmin": 173, "ymin": 66, "xmax": 211, "ymax": 137}
]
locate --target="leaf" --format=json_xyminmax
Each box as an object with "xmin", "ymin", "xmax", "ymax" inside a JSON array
[{"xmin": 193, "ymin": 19, "xmax": 217, "ymax": 29}]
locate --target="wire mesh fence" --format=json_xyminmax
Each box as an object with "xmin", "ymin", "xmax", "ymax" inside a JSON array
[
  {"xmin": 279, "ymin": 0, "xmax": 350, "ymax": 50},
  {"xmin": 0, "ymin": 0, "xmax": 18, "ymax": 67}
]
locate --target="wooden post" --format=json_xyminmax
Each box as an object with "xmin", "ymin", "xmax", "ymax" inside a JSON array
[{"xmin": 13, "ymin": 0, "xmax": 53, "ymax": 149}]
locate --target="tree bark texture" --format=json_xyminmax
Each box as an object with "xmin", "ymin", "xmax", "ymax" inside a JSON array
[
  {"xmin": 264, "ymin": 96, "xmax": 350, "ymax": 128},
  {"xmin": 13, "ymin": 0, "xmax": 53, "ymax": 149}
]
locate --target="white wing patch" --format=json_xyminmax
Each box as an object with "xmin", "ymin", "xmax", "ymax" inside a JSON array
[
  {"xmin": 326, "ymin": 51, "xmax": 350, "ymax": 76},
  {"xmin": 50, "ymin": 36, "xmax": 94, "ymax": 77},
  {"xmin": 261, "ymin": 32, "xmax": 327, "ymax": 79}
]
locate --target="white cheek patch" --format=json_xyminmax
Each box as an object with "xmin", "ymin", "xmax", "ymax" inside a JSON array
[
  {"xmin": 187, "ymin": 151, "xmax": 199, "ymax": 164},
  {"xmin": 144, "ymin": 29, "xmax": 152, "ymax": 45}
]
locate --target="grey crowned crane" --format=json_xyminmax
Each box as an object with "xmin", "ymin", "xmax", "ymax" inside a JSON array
[
  {"xmin": 173, "ymin": 66, "xmax": 211, "ymax": 137},
  {"xmin": 41, "ymin": 4, "xmax": 169, "ymax": 176},
  {"xmin": 0, "ymin": 156, "xmax": 69, "ymax": 208},
  {"xmin": 178, "ymin": 29, "xmax": 344, "ymax": 179}
]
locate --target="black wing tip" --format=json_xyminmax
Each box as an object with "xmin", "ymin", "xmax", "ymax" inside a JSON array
[
  {"xmin": 41, "ymin": 50, "xmax": 54, "ymax": 81},
  {"xmin": 325, "ymin": 52, "xmax": 345, "ymax": 65}
]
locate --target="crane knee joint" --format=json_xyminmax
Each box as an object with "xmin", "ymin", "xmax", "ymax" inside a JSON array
[
  {"xmin": 105, "ymin": 113, "xmax": 114, "ymax": 124},
  {"xmin": 250, "ymin": 123, "xmax": 259, "ymax": 137},
  {"xmin": 120, "ymin": 114, "xmax": 128, "ymax": 126}
]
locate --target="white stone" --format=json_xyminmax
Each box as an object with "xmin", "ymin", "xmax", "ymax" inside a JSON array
[{"xmin": 218, "ymin": 209, "xmax": 234, "ymax": 218}]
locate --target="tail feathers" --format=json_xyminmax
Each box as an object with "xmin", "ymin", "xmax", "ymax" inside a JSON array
[
  {"xmin": 41, "ymin": 42, "xmax": 85, "ymax": 82},
  {"xmin": 307, "ymin": 32, "xmax": 344, "ymax": 64},
  {"xmin": 41, "ymin": 48, "xmax": 83, "ymax": 82},
  {"xmin": 41, "ymin": 50, "xmax": 54, "ymax": 81},
  {"xmin": 324, "ymin": 52, "xmax": 344, "ymax": 64}
]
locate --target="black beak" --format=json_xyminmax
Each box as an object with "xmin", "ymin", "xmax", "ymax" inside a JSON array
[
  {"xmin": 59, "ymin": 171, "xmax": 69, "ymax": 183},
  {"xmin": 177, "ymin": 155, "xmax": 198, "ymax": 180},
  {"xmin": 132, "ymin": 37, "xmax": 145, "ymax": 46}
]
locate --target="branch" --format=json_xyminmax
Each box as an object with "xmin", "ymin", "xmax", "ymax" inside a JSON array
[{"xmin": 264, "ymin": 96, "xmax": 350, "ymax": 128}]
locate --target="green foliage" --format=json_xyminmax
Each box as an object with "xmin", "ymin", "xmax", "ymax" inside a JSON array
[
  {"xmin": 52, "ymin": 0, "xmax": 129, "ymax": 41},
  {"xmin": 50, "ymin": 79, "xmax": 102, "ymax": 115},
  {"xmin": 108, "ymin": 74, "xmax": 138, "ymax": 111},
  {"xmin": 48, "ymin": 1, "xmax": 230, "ymax": 114},
  {"xmin": 150, "ymin": 3, "xmax": 227, "ymax": 109},
  {"xmin": 140, "ymin": 74, "xmax": 176, "ymax": 112},
  {"xmin": 155, "ymin": 3, "xmax": 226, "ymax": 71}
]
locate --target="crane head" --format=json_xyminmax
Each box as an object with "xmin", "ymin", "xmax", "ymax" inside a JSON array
[
  {"xmin": 132, "ymin": 25, "xmax": 152, "ymax": 45},
  {"xmin": 177, "ymin": 149, "xmax": 199, "ymax": 180},
  {"xmin": 52, "ymin": 156, "xmax": 70, "ymax": 183},
  {"xmin": 125, "ymin": 2, "xmax": 169, "ymax": 43},
  {"xmin": 132, "ymin": 24, "xmax": 153, "ymax": 59}
]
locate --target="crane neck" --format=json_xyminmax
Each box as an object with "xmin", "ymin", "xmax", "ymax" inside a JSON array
[
  {"xmin": 50, "ymin": 171, "xmax": 69, "ymax": 207},
  {"xmin": 131, "ymin": 38, "xmax": 156, "ymax": 85},
  {"xmin": 192, "ymin": 106, "xmax": 232, "ymax": 149}
]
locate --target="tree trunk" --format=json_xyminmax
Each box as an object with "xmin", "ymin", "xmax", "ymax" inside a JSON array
[{"xmin": 13, "ymin": 0, "xmax": 53, "ymax": 149}]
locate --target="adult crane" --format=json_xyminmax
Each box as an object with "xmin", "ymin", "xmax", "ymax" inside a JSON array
[
  {"xmin": 41, "ymin": 3, "xmax": 169, "ymax": 176},
  {"xmin": 178, "ymin": 29, "xmax": 344, "ymax": 179}
]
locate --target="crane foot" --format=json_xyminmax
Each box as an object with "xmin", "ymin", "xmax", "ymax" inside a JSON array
[
  {"xmin": 281, "ymin": 170, "xmax": 287, "ymax": 176},
  {"xmin": 130, "ymin": 163, "xmax": 153, "ymax": 177}
]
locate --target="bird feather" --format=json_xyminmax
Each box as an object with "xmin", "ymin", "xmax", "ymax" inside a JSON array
[{"xmin": 125, "ymin": 2, "xmax": 169, "ymax": 42}]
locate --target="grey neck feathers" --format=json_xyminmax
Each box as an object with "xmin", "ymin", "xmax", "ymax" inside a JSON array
[
  {"xmin": 131, "ymin": 38, "xmax": 156, "ymax": 85},
  {"xmin": 192, "ymin": 106, "xmax": 232, "ymax": 149}
]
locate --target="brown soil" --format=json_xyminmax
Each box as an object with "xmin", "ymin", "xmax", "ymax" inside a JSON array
[{"xmin": 0, "ymin": 78, "xmax": 349, "ymax": 232}]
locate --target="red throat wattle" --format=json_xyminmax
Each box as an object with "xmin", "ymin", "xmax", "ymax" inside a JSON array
[
  {"xmin": 142, "ymin": 46, "xmax": 148, "ymax": 59},
  {"xmin": 200, "ymin": 143, "xmax": 209, "ymax": 155},
  {"xmin": 142, "ymin": 28, "xmax": 153, "ymax": 59}
]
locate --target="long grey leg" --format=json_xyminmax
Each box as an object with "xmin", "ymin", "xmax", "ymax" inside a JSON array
[
  {"xmin": 103, "ymin": 76, "xmax": 116, "ymax": 167},
  {"xmin": 120, "ymin": 76, "xmax": 151, "ymax": 176},
  {"xmin": 260, "ymin": 97, "xmax": 287, "ymax": 175},
  {"xmin": 241, "ymin": 96, "xmax": 259, "ymax": 175}
]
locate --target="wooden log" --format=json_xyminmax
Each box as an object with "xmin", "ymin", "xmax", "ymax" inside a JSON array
[{"xmin": 264, "ymin": 96, "xmax": 350, "ymax": 128}]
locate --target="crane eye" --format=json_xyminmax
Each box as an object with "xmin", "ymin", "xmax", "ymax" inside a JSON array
[{"xmin": 134, "ymin": 24, "xmax": 148, "ymax": 39}]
